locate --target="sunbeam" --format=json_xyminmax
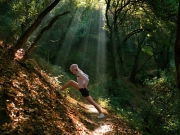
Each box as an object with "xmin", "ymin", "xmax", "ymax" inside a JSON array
[
  {"xmin": 79, "ymin": 6, "xmax": 95, "ymax": 68},
  {"xmin": 96, "ymin": 4, "xmax": 106, "ymax": 79},
  {"xmin": 55, "ymin": 8, "xmax": 85, "ymax": 66},
  {"xmin": 55, "ymin": 0, "xmax": 107, "ymax": 79}
]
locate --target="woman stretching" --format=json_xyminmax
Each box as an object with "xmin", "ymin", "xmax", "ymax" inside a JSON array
[{"xmin": 55, "ymin": 64, "xmax": 105, "ymax": 119}]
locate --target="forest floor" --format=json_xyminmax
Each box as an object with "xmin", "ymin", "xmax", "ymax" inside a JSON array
[{"xmin": 0, "ymin": 47, "xmax": 142, "ymax": 135}]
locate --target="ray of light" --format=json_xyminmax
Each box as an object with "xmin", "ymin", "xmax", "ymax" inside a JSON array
[
  {"xmin": 55, "ymin": 8, "xmax": 85, "ymax": 66},
  {"xmin": 96, "ymin": 4, "xmax": 106, "ymax": 78}
]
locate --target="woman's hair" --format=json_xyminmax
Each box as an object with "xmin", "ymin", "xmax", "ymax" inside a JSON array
[{"xmin": 70, "ymin": 64, "xmax": 78, "ymax": 72}]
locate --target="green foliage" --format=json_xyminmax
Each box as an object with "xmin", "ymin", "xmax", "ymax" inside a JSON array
[
  {"xmin": 31, "ymin": 54, "xmax": 69, "ymax": 79},
  {"xmin": 117, "ymin": 108, "xmax": 146, "ymax": 134},
  {"xmin": 105, "ymin": 79, "xmax": 132, "ymax": 109},
  {"xmin": 143, "ymin": 69, "xmax": 180, "ymax": 134},
  {"xmin": 147, "ymin": 0, "xmax": 178, "ymax": 22},
  {"xmin": 0, "ymin": 2, "xmax": 14, "ymax": 42},
  {"xmin": 12, "ymin": 0, "xmax": 51, "ymax": 23}
]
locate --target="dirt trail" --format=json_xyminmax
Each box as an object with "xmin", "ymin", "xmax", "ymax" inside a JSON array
[{"xmin": 63, "ymin": 96, "xmax": 141, "ymax": 135}]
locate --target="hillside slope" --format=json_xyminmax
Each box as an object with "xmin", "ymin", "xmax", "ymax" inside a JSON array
[{"xmin": 0, "ymin": 47, "xmax": 141, "ymax": 135}]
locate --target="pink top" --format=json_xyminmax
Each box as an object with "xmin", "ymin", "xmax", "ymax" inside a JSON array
[{"xmin": 76, "ymin": 69, "xmax": 89, "ymax": 88}]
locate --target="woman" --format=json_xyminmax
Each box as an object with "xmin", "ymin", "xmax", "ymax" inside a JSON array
[{"xmin": 55, "ymin": 64, "xmax": 105, "ymax": 119}]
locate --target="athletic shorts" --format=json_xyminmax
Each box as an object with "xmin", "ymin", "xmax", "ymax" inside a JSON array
[{"xmin": 79, "ymin": 88, "xmax": 89, "ymax": 97}]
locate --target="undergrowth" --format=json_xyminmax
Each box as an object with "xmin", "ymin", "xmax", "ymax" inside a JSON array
[{"xmin": 143, "ymin": 70, "xmax": 180, "ymax": 135}]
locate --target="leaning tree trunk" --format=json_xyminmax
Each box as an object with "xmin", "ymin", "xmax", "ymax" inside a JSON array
[
  {"xmin": 15, "ymin": 0, "xmax": 61, "ymax": 50},
  {"xmin": 110, "ymin": 27, "xmax": 119, "ymax": 80},
  {"xmin": 174, "ymin": 0, "xmax": 180, "ymax": 99},
  {"xmin": 26, "ymin": 11, "xmax": 70, "ymax": 56}
]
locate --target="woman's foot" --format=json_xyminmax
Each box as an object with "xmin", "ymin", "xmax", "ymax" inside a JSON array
[{"xmin": 97, "ymin": 113, "xmax": 105, "ymax": 119}]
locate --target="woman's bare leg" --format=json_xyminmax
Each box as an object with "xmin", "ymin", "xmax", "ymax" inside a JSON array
[
  {"xmin": 85, "ymin": 96, "xmax": 102, "ymax": 114},
  {"xmin": 60, "ymin": 80, "xmax": 79, "ymax": 91}
]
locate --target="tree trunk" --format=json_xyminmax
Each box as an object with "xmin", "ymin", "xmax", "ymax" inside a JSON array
[
  {"xmin": 26, "ymin": 11, "xmax": 70, "ymax": 56},
  {"xmin": 129, "ymin": 47, "xmax": 141, "ymax": 83},
  {"xmin": 174, "ymin": 0, "xmax": 180, "ymax": 99},
  {"xmin": 105, "ymin": 1, "xmax": 118, "ymax": 79},
  {"xmin": 110, "ymin": 27, "xmax": 119, "ymax": 79},
  {"xmin": 15, "ymin": 0, "xmax": 61, "ymax": 50}
]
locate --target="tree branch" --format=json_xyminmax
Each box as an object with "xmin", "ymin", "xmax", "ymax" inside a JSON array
[
  {"xmin": 115, "ymin": 28, "xmax": 151, "ymax": 57},
  {"xmin": 15, "ymin": 0, "xmax": 61, "ymax": 50},
  {"xmin": 26, "ymin": 11, "xmax": 70, "ymax": 56}
]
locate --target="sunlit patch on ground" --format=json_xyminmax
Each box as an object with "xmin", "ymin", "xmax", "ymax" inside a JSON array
[
  {"xmin": 91, "ymin": 124, "xmax": 113, "ymax": 135},
  {"xmin": 85, "ymin": 104, "xmax": 98, "ymax": 113}
]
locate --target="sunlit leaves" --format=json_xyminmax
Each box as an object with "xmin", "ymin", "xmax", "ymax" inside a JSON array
[
  {"xmin": 76, "ymin": 0, "xmax": 93, "ymax": 8},
  {"xmin": 10, "ymin": 0, "xmax": 53, "ymax": 34},
  {"xmin": 144, "ymin": 70, "xmax": 179, "ymax": 134},
  {"xmin": 12, "ymin": 1, "xmax": 38, "ymax": 23},
  {"xmin": 164, "ymin": 119, "xmax": 180, "ymax": 133}
]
